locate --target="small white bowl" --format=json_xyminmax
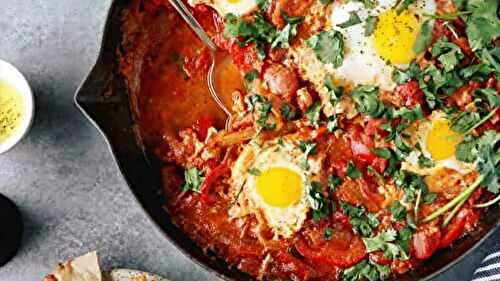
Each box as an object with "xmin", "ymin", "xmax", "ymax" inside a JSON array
[{"xmin": 0, "ymin": 59, "xmax": 34, "ymax": 154}]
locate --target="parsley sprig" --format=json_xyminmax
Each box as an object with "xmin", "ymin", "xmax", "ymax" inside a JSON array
[
  {"xmin": 423, "ymin": 130, "xmax": 499, "ymax": 225},
  {"xmin": 182, "ymin": 168, "xmax": 204, "ymax": 193}
]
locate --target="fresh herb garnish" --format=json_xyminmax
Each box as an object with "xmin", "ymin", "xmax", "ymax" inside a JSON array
[
  {"xmin": 308, "ymin": 181, "xmax": 329, "ymax": 221},
  {"xmin": 413, "ymin": 19, "xmax": 433, "ymax": 54},
  {"xmin": 305, "ymin": 101, "xmax": 322, "ymax": 127},
  {"xmin": 395, "ymin": 0, "xmax": 416, "ymax": 13},
  {"xmin": 389, "ymin": 201, "xmax": 407, "ymax": 221},
  {"xmin": 351, "ymin": 85, "xmax": 385, "ymax": 117},
  {"xmin": 299, "ymin": 140, "xmax": 318, "ymax": 170},
  {"xmin": 364, "ymin": 16, "xmax": 378, "ymax": 36},
  {"xmin": 280, "ymin": 103, "xmax": 296, "ymax": 120},
  {"xmin": 246, "ymin": 95, "xmax": 276, "ymax": 129},
  {"xmin": 182, "ymin": 168, "xmax": 204, "ymax": 193},
  {"xmin": 462, "ymin": 0, "xmax": 500, "ymax": 51},
  {"xmin": 339, "ymin": 12, "xmax": 362, "ymax": 28},
  {"xmin": 328, "ymin": 175, "xmax": 343, "ymax": 192},
  {"xmin": 341, "ymin": 202, "xmax": 380, "ymax": 237},
  {"xmin": 306, "ymin": 29, "xmax": 345, "ymax": 67},
  {"xmin": 362, "ymin": 229, "xmax": 403, "ymax": 259},
  {"xmin": 346, "ymin": 160, "xmax": 363, "ymax": 179},
  {"xmin": 418, "ymin": 154, "xmax": 435, "ymax": 168},
  {"xmin": 248, "ymin": 167, "xmax": 261, "ymax": 176},
  {"xmin": 343, "ymin": 260, "xmax": 390, "ymax": 281},
  {"xmin": 423, "ymin": 130, "xmax": 499, "ymax": 225},
  {"xmin": 324, "ymin": 227, "xmax": 333, "ymax": 239},
  {"xmin": 431, "ymin": 39, "xmax": 464, "ymax": 72},
  {"xmin": 244, "ymin": 69, "xmax": 259, "ymax": 90},
  {"xmin": 271, "ymin": 15, "xmax": 303, "ymax": 49}
]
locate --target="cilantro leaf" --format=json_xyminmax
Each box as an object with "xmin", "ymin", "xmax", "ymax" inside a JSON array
[
  {"xmin": 247, "ymin": 95, "xmax": 276, "ymax": 129},
  {"xmin": 364, "ymin": 16, "xmax": 378, "ymax": 36},
  {"xmin": 305, "ymin": 101, "xmax": 322, "ymax": 127},
  {"xmin": 389, "ymin": 201, "xmax": 407, "ymax": 221},
  {"xmin": 248, "ymin": 167, "xmax": 261, "ymax": 176},
  {"xmin": 324, "ymin": 227, "xmax": 333, "ymax": 239},
  {"xmin": 256, "ymin": 0, "xmax": 271, "ymax": 12},
  {"xmin": 271, "ymin": 15, "xmax": 303, "ymax": 49},
  {"xmin": 346, "ymin": 160, "xmax": 363, "ymax": 179},
  {"xmin": 244, "ymin": 69, "xmax": 259, "ymax": 90},
  {"xmin": 351, "ymin": 85, "xmax": 385, "ymax": 117},
  {"xmin": 455, "ymin": 135, "xmax": 477, "ymax": 163},
  {"xmin": 224, "ymin": 13, "xmax": 276, "ymax": 44},
  {"xmin": 327, "ymin": 115, "xmax": 339, "ymax": 132},
  {"xmin": 414, "ymin": 19, "xmax": 434, "ymax": 53},
  {"xmin": 362, "ymin": 229, "xmax": 400, "ymax": 258},
  {"xmin": 431, "ymin": 39, "xmax": 464, "ymax": 72},
  {"xmin": 343, "ymin": 260, "xmax": 390, "ymax": 281},
  {"xmin": 396, "ymin": 0, "xmax": 416, "ymax": 13},
  {"xmin": 280, "ymin": 103, "xmax": 296, "ymax": 120},
  {"xmin": 299, "ymin": 140, "xmax": 318, "ymax": 170},
  {"xmin": 418, "ymin": 154, "xmax": 435, "ymax": 168},
  {"xmin": 341, "ymin": 202, "xmax": 380, "ymax": 237},
  {"xmin": 475, "ymin": 131, "xmax": 500, "ymax": 193},
  {"xmin": 449, "ymin": 110, "xmax": 481, "ymax": 134},
  {"xmin": 328, "ymin": 175, "xmax": 343, "ymax": 192},
  {"xmin": 308, "ymin": 181, "xmax": 329, "ymax": 221},
  {"xmin": 182, "ymin": 168, "xmax": 204, "ymax": 193},
  {"xmin": 306, "ymin": 29, "xmax": 345, "ymax": 67},
  {"xmin": 339, "ymin": 12, "xmax": 362, "ymax": 28},
  {"xmin": 463, "ymin": 0, "xmax": 500, "ymax": 51}
]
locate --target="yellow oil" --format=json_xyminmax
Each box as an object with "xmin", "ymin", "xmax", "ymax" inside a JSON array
[{"xmin": 0, "ymin": 80, "xmax": 25, "ymax": 143}]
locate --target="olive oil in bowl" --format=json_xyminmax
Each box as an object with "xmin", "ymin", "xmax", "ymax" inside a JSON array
[{"xmin": 0, "ymin": 80, "xmax": 25, "ymax": 144}]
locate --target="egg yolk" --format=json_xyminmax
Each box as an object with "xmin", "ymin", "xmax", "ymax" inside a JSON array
[
  {"xmin": 426, "ymin": 119, "xmax": 463, "ymax": 161},
  {"xmin": 255, "ymin": 167, "xmax": 303, "ymax": 208},
  {"xmin": 373, "ymin": 9, "xmax": 420, "ymax": 64},
  {"xmin": 227, "ymin": 0, "xmax": 240, "ymax": 3}
]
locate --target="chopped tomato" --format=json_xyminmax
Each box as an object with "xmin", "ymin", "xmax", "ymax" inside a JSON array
[
  {"xmin": 394, "ymin": 80, "xmax": 425, "ymax": 109},
  {"xmin": 446, "ymin": 80, "xmax": 481, "ymax": 109},
  {"xmin": 412, "ymin": 226, "xmax": 441, "ymax": 260},
  {"xmin": 333, "ymin": 209, "xmax": 351, "ymax": 228},
  {"xmin": 439, "ymin": 208, "xmax": 469, "ymax": 249},
  {"xmin": 347, "ymin": 124, "xmax": 375, "ymax": 164},
  {"xmin": 432, "ymin": 20, "xmax": 453, "ymax": 44},
  {"xmin": 200, "ymin": 163, "xmax": 230, "ymax": 203},
  {"xmin": 194, "ymin": 115, "xmax": 215, "ymax": 141},
  {"xmin": 346, "ymin": 124, "xmax": 388, "ymax": 173},
  {"xmin": 296, "ymin": 225, "xmax": 367, "ymax": 267},
  {"xmin": 326, "ymin": 136, "xmax": 353, "ymax": 178},
  {"xmin": 369, "ymin": 251, "xmax": 392, "ymax": 266},
  {"xmin": 229, "ymin": 42, "xmax": 261, "ymax": 73}
]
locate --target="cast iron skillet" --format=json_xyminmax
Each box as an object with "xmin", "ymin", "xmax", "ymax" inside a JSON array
[{"xmin": 74, "ymin": 0, "xmax": 500, "ymax": 280}]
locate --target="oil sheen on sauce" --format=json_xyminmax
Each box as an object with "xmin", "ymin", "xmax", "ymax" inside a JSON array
[{"xmin": 0, "ymin": 80, "xmax": 24, "ymax": 143}]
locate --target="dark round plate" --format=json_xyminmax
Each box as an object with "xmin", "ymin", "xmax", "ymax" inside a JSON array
[{"xmin": 0, "ymin": 193, "xmax": 23, "ymax": 267}]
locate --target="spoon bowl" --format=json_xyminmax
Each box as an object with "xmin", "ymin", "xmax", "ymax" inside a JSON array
[{"xmin": 168, "ymin": 0, "xmax": 232, "ymax": 129}]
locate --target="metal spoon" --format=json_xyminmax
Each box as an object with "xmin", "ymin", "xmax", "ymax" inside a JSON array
[{"xmin": 168, "ymin": 0, "xmax": 232, "ymax": 128}]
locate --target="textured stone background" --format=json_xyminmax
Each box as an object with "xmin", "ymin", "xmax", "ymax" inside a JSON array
[{"xmin": 0, "ymin": 1, "xmax": 497, "ymax": 281}]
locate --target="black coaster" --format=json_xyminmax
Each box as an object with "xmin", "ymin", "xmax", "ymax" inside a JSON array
[{"xmin": 0, "ymin": 194, "xmax": 23, "ymax": 267}]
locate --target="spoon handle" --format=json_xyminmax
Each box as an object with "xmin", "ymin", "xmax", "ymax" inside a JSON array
[{"xmin": 168, "ymin": 0, "xmax": 218, "ymax": 52}]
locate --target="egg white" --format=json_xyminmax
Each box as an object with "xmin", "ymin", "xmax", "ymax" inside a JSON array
[
  {"xmin": 401, "ymin": 112, "xmax": 475, "ymax": 176},
  {"xmin": 230, "ymin": 137, "xmax": 321, "ymax": 239},
  {"xmin": 328, "ymin": 0, "xmax": 436, "ymax": 91},
  {"xmin": 188, "ymin": 0, "xmax": 258, "ymax": 16}
]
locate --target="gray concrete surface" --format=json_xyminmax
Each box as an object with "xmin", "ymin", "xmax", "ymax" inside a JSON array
[{"xmin": 0, "ymin": 1, "xmax": 497, "ymax": 281}]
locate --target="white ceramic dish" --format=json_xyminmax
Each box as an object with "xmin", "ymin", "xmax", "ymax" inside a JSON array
[{"xmin": 0, "ymin": 59, "xmax": 34, "ymax": 154}]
